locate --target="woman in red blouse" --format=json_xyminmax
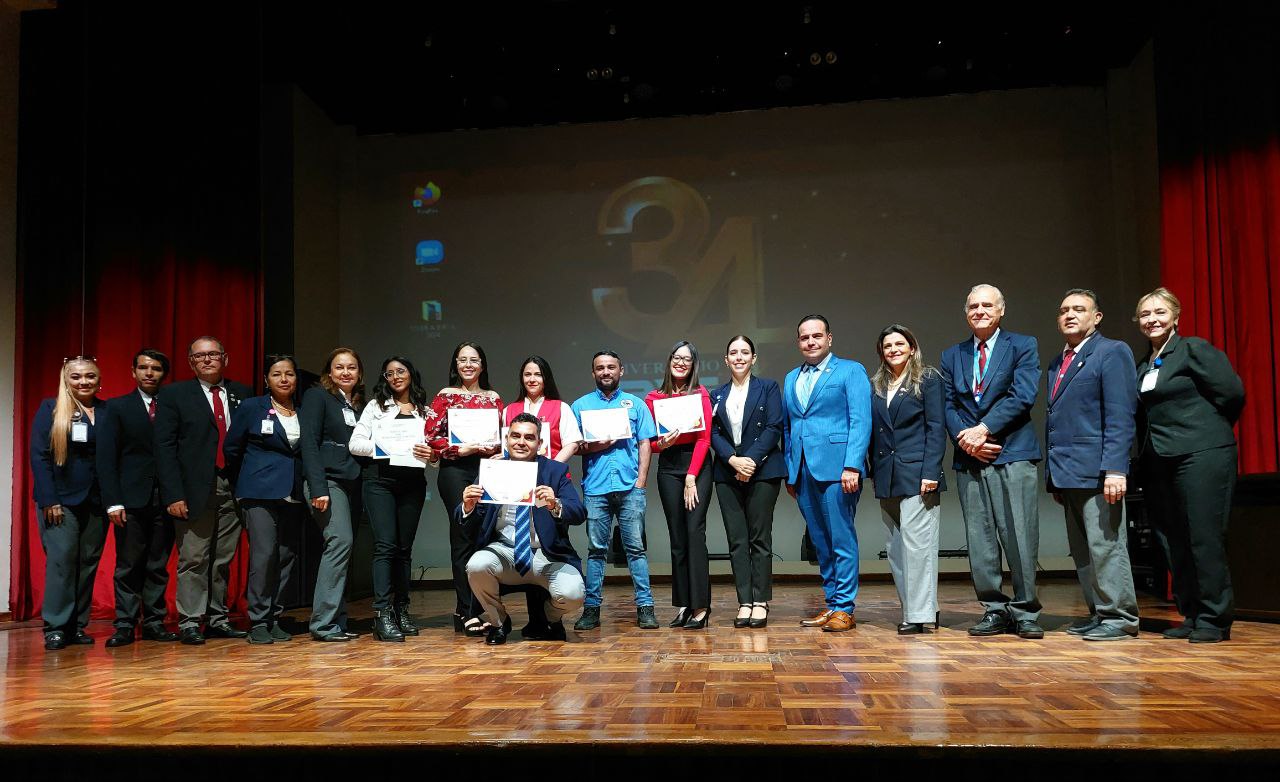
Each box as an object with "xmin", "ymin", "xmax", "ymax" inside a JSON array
[
  {"xmin": 645, "ymin": 341, "xmax": 715, "ymax": 629},
  {"xmin": 427, "ymin": 342, "xmax": 503, "ymax": 635}
]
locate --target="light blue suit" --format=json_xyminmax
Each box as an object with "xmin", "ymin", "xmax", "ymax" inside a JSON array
[{"xmin": 783, "ymin": 353, "xmax": 872, "ymax": 613}]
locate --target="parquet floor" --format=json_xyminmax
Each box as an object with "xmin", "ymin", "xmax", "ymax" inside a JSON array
[{"xmin": 3, "ymin": 580, "xmax": 1280, "ymax": 757}]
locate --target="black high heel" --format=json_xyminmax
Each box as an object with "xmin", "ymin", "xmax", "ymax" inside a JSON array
[
  {"xmin": 453, "ymin": 614, "xmax": 465, "ymax": 633},
  {"xmin": 669, "ymin": 608, "xmax": 690, "ymax": 628},
  {"xmin": 748, "ymin": 603, "xmax": 769, "ymax": 629},
  {"xmin": 683, "ymin": 609, "xmax": 710, "ymax": 629},
  {"xmin": 463, "ymin": 617, "xmax": 487, "ymax": 637},
  {"xmin": 734, "ymin": 605, "xmax": 752, "ymax": 629}
]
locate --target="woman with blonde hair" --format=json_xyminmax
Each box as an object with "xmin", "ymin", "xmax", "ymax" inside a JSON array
[{"xmin": 29, "ymin": 356, "xmax": 109, "ymax": 650}]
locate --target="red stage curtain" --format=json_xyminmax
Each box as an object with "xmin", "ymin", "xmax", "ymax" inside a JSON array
[
  {"xmin": 1156, "ymin": 14, "xmax": 1280, "ymax": 476},
  {"xmin": 9, "ymin": 5, "xmax": 263, "ymax": 621}
]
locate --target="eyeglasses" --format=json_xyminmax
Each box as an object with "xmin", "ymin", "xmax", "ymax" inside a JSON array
[
  {"xmin": 383, "ymin": 368, "xmax": 409, "ymax": 379},
  {"xmin": 189, "ymin": 351, "xmax": 225, "ymax": 362},
  {"xmin": 670, "ymin": 355, "xmax": 694, "ymax": 366},
  {"xmin": 63, "ymin": 355, "xmax": 97, "ymax": 364},
  {"xmin": 455, "ymin": 358, "xmax": 482, "ymax": 367}
]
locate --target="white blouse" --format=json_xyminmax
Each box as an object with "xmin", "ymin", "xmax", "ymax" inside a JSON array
[{"xmin": 726, "ymin": 381, "xmax": 749, "ymax": 446}]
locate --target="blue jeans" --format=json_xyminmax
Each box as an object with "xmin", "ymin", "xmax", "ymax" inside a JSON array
[{"xmin": 584, "ymin": 488, "xmax": 653, "ymax": 607}]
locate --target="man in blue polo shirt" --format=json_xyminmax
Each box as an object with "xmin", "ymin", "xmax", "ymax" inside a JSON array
[{"xmin": 570, "ymin": 350, "xmax": 658, "ymax": 630}]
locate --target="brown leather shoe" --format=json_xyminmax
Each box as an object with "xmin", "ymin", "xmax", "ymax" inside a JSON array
[
  {"xmin": 800, "ymin": 609, "xmax": 836, "ymax": 627},
  {"xmin": 822, "ymin": 611, "xmax": 855, "ymax": 632}
]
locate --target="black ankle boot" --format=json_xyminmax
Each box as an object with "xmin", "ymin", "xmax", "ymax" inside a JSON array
[
  {"xmin": 394, "ymin": 605, "xmax": 420, "ymax": 636},
  {"xmin": 373, "ymin": 609, "xmax": 405, "ymax": 642}
]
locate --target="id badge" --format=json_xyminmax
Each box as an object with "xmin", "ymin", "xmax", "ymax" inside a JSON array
[
  {"xmin": 261, "ymin": 420, "xmax": 275, "ymax": 435},
  {"xmin": 343, "ymin": 408, "xmax": 357, "ymax": 427},
  {"xmin": 71, "ymin": 422, "xmax": 89, "ymax": 443},
  {"xmin": 1139, "ymin": 369, "xmax": 1158, "ymax": 393}
]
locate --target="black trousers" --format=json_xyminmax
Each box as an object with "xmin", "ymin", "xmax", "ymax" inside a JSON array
[
  {"xmin": 362, "ymin": 468, "xmax": 426, "ymax": 611},
  {"xmin": 438, "ymin": 457, "xmax": 481, "ymax": 618},
  {"xmin": 715, "ymin": 477, "xmax": 780, "ymax": 604},
  {"xmin": 656, "ymin": 445, "xmax": 713, "ymax": 609},
  {"xmin": 1141, "ymin": 443, "xmax": 1237, "ymax": 632},
  {"xmin": 112, "ymin": 495, "xmax": 175, "ymax": 629}
]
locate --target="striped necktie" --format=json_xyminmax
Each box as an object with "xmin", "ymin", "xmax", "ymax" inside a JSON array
[{"xmin": 512, "ymin": 505, "xmax": 533, "ymax": 575}]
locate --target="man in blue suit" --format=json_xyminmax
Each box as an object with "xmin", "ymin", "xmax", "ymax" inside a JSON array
[
  {"xmin": 458, "ymin": 413, "xmax": 586, "ymax": 645},
  {"xmin": 941, "ymin": 284, "xmax": 1045, "ymax": 638},
  {"xmin": 783, "ymin": 315, "xmax": 872, "ymax": 632},
  {"xmin": 1045, "ymin": 289, "xmax": 1139, "ymax": 640}
]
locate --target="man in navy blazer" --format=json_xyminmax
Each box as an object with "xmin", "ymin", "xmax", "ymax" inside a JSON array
[
  {"xmin": 941, "ymin": 284, "xmax": 1045, "ymax": 638},
  {"xmin": 1045, "ymin": 289, "xmax": 1139, "ymax": 640},
  {"xmin": 457, "ymin": 413, "xmax": 586, "ymax": 645},
  {"xmin": 783, "ymin": 315, "xmax": 872, "ymax": 633}
]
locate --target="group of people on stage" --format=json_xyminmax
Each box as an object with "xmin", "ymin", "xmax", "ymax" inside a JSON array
[{"xmin": 29, "ymin": 282, "xmax": 1244, "ymax": 651}]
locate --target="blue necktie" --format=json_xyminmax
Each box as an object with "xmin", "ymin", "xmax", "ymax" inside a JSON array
[
  {"xmin": 797, "ymin": 364, "xmax": 818, "ymax": 408},
  {"xmin": 512, "ymin": 505, "xmax": 533, "ymax": 575}
]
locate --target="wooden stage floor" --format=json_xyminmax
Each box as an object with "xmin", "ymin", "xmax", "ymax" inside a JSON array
[{"xmin": 3, "ymin": 579, "xmax": 1280, "ymax": 774}]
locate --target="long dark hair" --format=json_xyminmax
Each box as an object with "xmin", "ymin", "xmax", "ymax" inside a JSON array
[
  {"xmin": 319, "ymin": 346, "xmax": 366, "ymax": 412},
  {"xmin": 447, "ymin": 341, "xmax": 492, "ymax": 390},
  {"xmin": 513, "ymin": 355, "xmax": 562, "ymax": 402},
  {"xmin": 659, "ymin": 340, "xmax": 701, "ymax": 395},
  {"xmin": 263, "ymin": 353, "xmax": 299, "ymax": 404},
  {"xmin": 372, "ymin": 355, "xmax": 429, "ymax": 415}
]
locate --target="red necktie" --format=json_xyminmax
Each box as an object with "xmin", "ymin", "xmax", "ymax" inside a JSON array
[
  {"xmin": 211, "ymin": 386, "xmax": 228, "ymax": 469},
  {"xmin": 1052, "ymin": 349, "xmax": 1076, "ymax": 399},
  {"xmin": 147, "ymin": 398, "xmax": 156, "ymax": 423},
  {"xmin": 975, "ymin": 340, "xmax": 988, "ymax": 394}
]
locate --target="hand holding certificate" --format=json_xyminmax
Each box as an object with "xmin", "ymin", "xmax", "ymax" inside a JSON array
[
  {"xmin": 448, "ymin": 408, "xmax": 501, "ymax": 447},
  {"xmin": 653, "ymin": 393, "xmax": 705, "ymax": 435},
  {"xmin": 373, "ymin": 418, "xmax": 430, "ymax": 467},
  {"xmin": 580, "ymin": 407, "xmax": 632, "ymax": 442},
  {"xmin": 478, "ymin": 459, "xmax": 537, "ymax": 506}
]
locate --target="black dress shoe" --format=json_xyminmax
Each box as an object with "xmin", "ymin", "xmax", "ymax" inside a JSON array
[
  {"xmin": 179, "ymin": 628, "xmax": 206, "ymax": 645},
  {"xmin": 968, "ymin": 612, "xmax": 1011, "ymax": 636},
  {"xmin": 1161, "ymin": 622, "xmax": 1195, "ymax": 639},
  {"xmin": 204, "ymin": 623, "xmax": 248, "ymax": 639},
  {"xmin": 485, "ymin": 617, "xmax": 513, "ymax": 645},
  {"xmin": 1066, "ymin": 615, "xmax": 1102, "ymax": 636},
  {"xmin": 141, "ymin": 625, "xmax": 179, "ymax": 642},
  {"xmin": 45, "ymin": 631, "xmax": 67, "ymax": 651},
  {"xmin": 340, "ymin": 631, "xmax": 360, "ymax": 639},
  {"xmin": 106, "ymin": 629, "xmax": 135, "ymax": 647},
  {"xmin": 1082, "ymin": 624, "xmax": 1137, "ymax": 641},
  {"xmin": 1014, "ymin": 620, "xmax": 1045, "ymax": 639},
  {"xmin": 71, "ymin": 630, "xmax": 95, "ymax": 645},
  {"xmin": 1189, "ymin": 628, "xmax": 1230, "ymax": 644},
  {"xmin": 310, "ymin": 632, "xmax": 351, "ymax": 642},
  {"xmin": 897, "ymin": 622, "xmax": 925, "ymax": 635},
  {"xmin": 521, "ymin": 621, "xmax": 567, "ymax": 641}
]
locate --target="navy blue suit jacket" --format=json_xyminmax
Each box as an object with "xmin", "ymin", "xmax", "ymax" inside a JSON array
[
  {"xmin": 222, "ymin": 395, "xmax": 303, "ymax": 501},
  {"xmin": 940, "ymin": 329, "xmax": 1042, "ymax": 470},
  {"xmin": 709, "ymin": 376, "xmax": 786, "ymax": 483},
  {"xmin": 869, "ymin": 369, "xmax": 948, "ymax": 499},
  {"xmin": 1044, "ymin": 333, "xmax": 1137, "ymax": 490},
  {"xmin": 30, "ymin": 397, "xmax": 101, "ymax": 510},
  {"xmin": 452, "ymin": 456, "xmax": 586, "ymax": 572}
]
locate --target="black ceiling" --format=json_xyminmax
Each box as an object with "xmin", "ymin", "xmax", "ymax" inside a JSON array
[{"xmin": 262, "ymin": 2, "xmax": 1158, "ymax": 136}]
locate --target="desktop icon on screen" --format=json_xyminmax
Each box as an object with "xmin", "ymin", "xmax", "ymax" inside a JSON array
[
  {"xmin": 416, "ymin": 240, "xmax": 444, "ymax": 266},
  {"xmin": 422, "ymin": 300, "xmax": 443, "ymax": 321},
  {"xmin": 412, "ymin": 182, "xmax": 441, "ymax": 208}
]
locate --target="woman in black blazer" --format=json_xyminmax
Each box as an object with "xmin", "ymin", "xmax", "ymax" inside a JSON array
[
  {"xmin": 710, "ymin": 335, "xmax": 785, "ymax": 628},
  {"xmin": 868, "ymin": 325, "xmax": 946, "ymax": 635},
  {"xmin": 1134, "ymin": 288, "xmax": 1245, "ymax": 644},
  {"xmin": 29, "ymin": 357, "xmax": 108, "ymax": 651},
  {"xmin": 223, "ymin": 354, "xmax": 305, "ymax": 645},
  {"xmin": 299, "ymin": 347, "xmax": 368, "ymax": 642}
]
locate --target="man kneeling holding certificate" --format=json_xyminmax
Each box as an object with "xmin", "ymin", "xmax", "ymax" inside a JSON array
[{"xmin": 456, "ymin": 413, "xmax": 586, "ymax": 645}]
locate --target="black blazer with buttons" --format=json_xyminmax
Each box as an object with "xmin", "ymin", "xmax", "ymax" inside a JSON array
[
  {"xmin": 709, "ymin": 376, "xmax": 787, "ymax": 483},
  {"xmin": 299, "ymin": 385, "xmax": 367, "ymax": 499},
  {"xmin": 1136, "ymin": 333, "xmax": 1245, "ymax": 458},
  {"xmin": 869, "ymin": 368, "xmax": 948, "ymax": 499},
  {"xmin": 97, "ymin": 390, "xmax": 162, "ymax": 510}
]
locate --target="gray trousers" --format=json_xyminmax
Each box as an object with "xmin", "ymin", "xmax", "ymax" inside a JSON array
[
  {"xmin": 956, "ymin": 460, "xmax": 1042, "ymax": 621},
  {"xmin": 466, "ymin": 543, "xmax": 585, "ymax": 626},
  {"xmin": 39, "ymin": 501, "xmax": 108, "ymax": 634},
  {"xmin": 1060, "ymin": 488, "xmax": 1139, "ymax": 632},
  {"xmin": 174, "ymin": 475, "xmax": 243, "ymax": 630},
  {"xmin": 242, "ymin": 499, "xmax": 301, "ymax": 626},
  {"xmin": 304, "ymin": 479, "xmax": 357, "ymax": 636},
  {"xmin": 879, "ymin": 492, "xmax": 941, "ymax": 624}
]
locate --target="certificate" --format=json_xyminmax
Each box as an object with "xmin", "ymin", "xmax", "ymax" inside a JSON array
[
  {"xmin": 502, "ymin": 425, "xmax": 551, "ymax": 457},
  {"xmin": 448, "ymin": 407, "xmax": 500, "ymax": 447},
  {"xmin": 580, "ymin": 407, "xmax": 632, "ymax": 442},
  {"xmin": 478, "ymin": 459, "xmax": 537, "ymax": 506},
  {"xmin": 652, "ymin": 394, "xmax": 705, "ymax": 435},
  {"xmin": 372, "ymin": 417, "xmax": 428, "ymax": 467}
]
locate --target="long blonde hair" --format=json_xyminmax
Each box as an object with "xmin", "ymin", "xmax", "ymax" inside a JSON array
[
  {"xmin": 51, "ymin": 358, "xmax": 99, "ymax": 466},
  {"xmin": 871, "ymin": 324, "xmax": 928, "ymax": 398}
]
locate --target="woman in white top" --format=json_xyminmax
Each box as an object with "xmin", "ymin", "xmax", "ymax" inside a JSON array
[
  {"xmin": 709, "ymin": 336, "xmax": 786, "ymax": 629},
  {"xmin": 348, "ymin": 355, "xmax": 435, "ymax": 642}
]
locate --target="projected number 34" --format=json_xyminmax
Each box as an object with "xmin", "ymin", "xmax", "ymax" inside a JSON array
[{"xmin": 592, "ymin": 176, "xmax": 787, "ymax": 357}]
